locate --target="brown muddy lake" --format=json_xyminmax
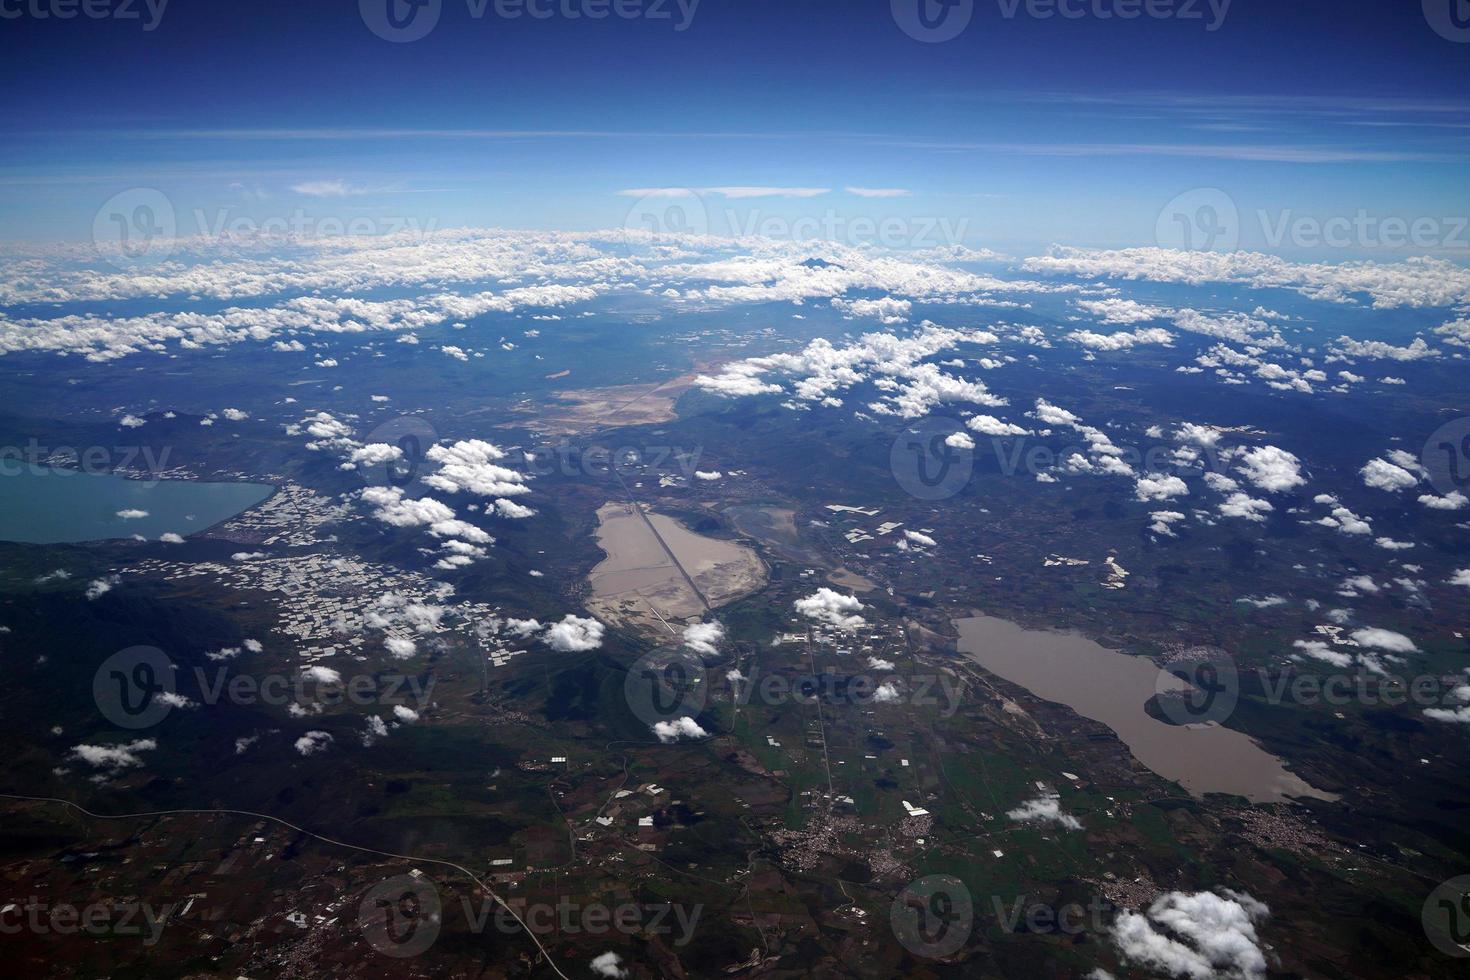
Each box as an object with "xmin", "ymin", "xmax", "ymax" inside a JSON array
[
  {"xmin": 954, "ymin": 614, "xmax": 1334, "ymax": 804},
  {"xmin": 588, "ymin": 502, "xmax": 766, "ymax": 633}
]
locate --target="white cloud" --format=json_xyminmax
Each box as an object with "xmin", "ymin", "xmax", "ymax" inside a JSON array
[
  {"xmin": 1360, "ymin": 457, "xmax": 1420, "ymax": 492},
  {"xmin": 84, "ymin": 577, "xmax": 116, "ymax": 600},
  {"xmin": 424, "ymin": 439, "xmax": 531, "ymax": 498},
  {"xmin": 1218, "ymin": 493, "xmax": 1272, "ymax": 523},
  {"xmin": 966, "ymin": 414, "xmax": 1030, "ymax": 437},
  {"xmin": 69, "ymin": 739, "xmax": 157, "ymax": 771},
  {"xmin": 1349, "ymin": 628, "xmax": 1418, "ymax": 653},
  {"xmin": 682, "ymin": 621, "xmax": 725, "ymax": 657},
  {"xmin": 294, "ymin": 731, "xmax": 333, "ymax": 756},
  {"xmin": 1235, "ymin": 446, "xmax": 1304, "ymax": 493},
  {"xmin": 291, "ymin": 179, "xmax": 370, "ymax": 197},
  {"xmin": 1136, "ymin": 474, "xmax": 1189, "ymax": 502},
  {"xmin": 385, "ymin": 636, "xmax": 418, "ymax": 659},
  {"xmin": 543, "ymin": 614, "xmax": 605, "ymax": 652},
  {"xmin": 652, "ymin": 716, "xmax": 708, "ymax": 743},
  {"xmin": 1112, "ymin": 889, "xmax": 1269, "ymax": 980},
  {"xmin": 1421, "ymin": 491, "xmax": 1469, "ymax": 510},
  {"xmin": 1025, "ymin": 245, "xmax": 1470, "ymax": 309},
  {"xmin": 793, "ymin": 588, "xmax": 866, "ymax": 629},
  {"xmin": 1006, "ymin": 796, "xmax": 1082, "ymax": 830},
  {"xmin": 590, "ymin": 951, "xmax": 629, "ymax": 978}
]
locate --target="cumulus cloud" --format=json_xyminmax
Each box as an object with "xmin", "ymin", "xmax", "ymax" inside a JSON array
[
  {"xmin": 1112, "ymin": 889, "xmax": 1270, "ymax": 980},
  {"xmin": 590, "ymin": 951, "xmax": 629, "ymax": 978},
  {"xmin": 1361, "ymin": 457, "xmax": 1421, "ymax": 492},
  {"xmin": 424, "ymin": 439, "xmax": 532, "ymax": 498},
  {"xmin": 945, "ymin": 431, "xmax": 976, "ymax": 450},
  {"xmin": 84, "ymin": 577, "xmax": 117, "ymax": 600},
  {"xmin": 1006, "ymin": 796, "xmax": 1082, "ymax": 830},
  {"xmin": 1218, "ymin": 493, "xmax": 1273, "ymax": 523},
  {"xmin": 69, "ymin": 739, "xmax": 157, "ymax": 771},
  {"xmin": 1235, "ymin": 446, "xmax": 1304, "ymax": 493},
  {"xmin": 682, "ymin": 621, "xmax": 725, "ymax": 657},
  {"xmin": 652, "ymin": 716, "xmax": 708, "ymax": 743},
  {"xmin": 966, "ymin": 414, "xmax": 1031, "ymax": 437},
  {"xmin": 361, "ymin": 486, "xmax": 455, "ymax": 527},
  {"xmin": 1136, "ymin": 474, "xmax": 1189, "ymax": 502},
  {"xmin": 793, "ymin": 588, "xmax": 866, "ymax": 629},
  {"xmin": 543, "ymin": 614, "xmax": 605, "ymax": 652},
  {"xmin": 1349, "ymin": 628, "xmax": 1418, "ymax": 653},
  {"xmin": 1024, "ymin": 245, "xmax": 1470, "ymax": 309},
  {"xmin": 385, "ymin": 636, "xmax": 417, "ymax": 660},
  {"xmin": 294, "ymin": 731, "xmax": 333, "ymax": 756}
]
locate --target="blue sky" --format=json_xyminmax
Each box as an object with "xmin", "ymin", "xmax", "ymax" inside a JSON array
[{"xmin": 2, "ymin": 0, "xmax": 1468, "ymax": 253}]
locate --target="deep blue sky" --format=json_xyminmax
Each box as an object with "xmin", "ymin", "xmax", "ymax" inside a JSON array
[{"xmin": 2, "ymin": 0, "xmax": 1467, "ymax": 252}]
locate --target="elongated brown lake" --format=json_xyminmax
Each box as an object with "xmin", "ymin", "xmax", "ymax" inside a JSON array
[{"xmin": 954, "ymin": 615, "xmax": 1334, "ymax": 804}]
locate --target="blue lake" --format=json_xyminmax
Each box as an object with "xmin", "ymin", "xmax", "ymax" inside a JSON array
[{"xmin": 0, "ymin": 467, "xmax": 274, "ymax": 544}]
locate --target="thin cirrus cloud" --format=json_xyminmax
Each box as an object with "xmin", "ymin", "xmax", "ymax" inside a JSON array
[
  {"xmin": 617, "ymin": 186, "xmax": 832, "ymax": 199},
  {"xmin": 617, "ymin": 187, "xmax": 912, "ymax": 199},
  {"xmin": 290, "ymin": 179, "xmax": 374, "ymax": 197},
  {"xmin": 844, "ymin": 187, "xmax": 911, "ymax": 198}
]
